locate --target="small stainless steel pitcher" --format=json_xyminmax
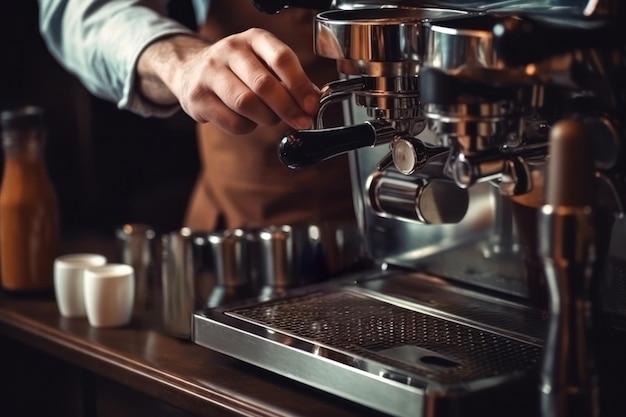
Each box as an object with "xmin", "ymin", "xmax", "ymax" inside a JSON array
[
  {"xmin": 116, "ymin": 223, "xmax": 157, "ymax": 313},
  {"xmin": 161, "ymin": 228, "xmax": 256, "ymax": 338},
  {"xmin": 160, "ymin": 228, "xmax": 207, "ymax": 338}
]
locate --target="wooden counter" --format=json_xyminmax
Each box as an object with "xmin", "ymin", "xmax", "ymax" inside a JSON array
[
  {"xmin": 2, "ymin": 236, "xmax": 626, "ymax": 417},
  {"xmin": 0, "ymin": 290, "xmax": 389, "ymax": 417},
  {"xmin": 0, "ymin": 234, "xmax": 387, "ymax": 417}
]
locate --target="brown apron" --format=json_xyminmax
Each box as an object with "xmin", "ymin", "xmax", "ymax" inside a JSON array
[{"xmin": 184, "ymin": 1, "xmax": 354, "ymax": 231}]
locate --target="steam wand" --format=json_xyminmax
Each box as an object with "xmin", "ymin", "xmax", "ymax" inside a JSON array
[{"xmin": 539, "ymin": 119, "xmax": 600, "ymax": 417}]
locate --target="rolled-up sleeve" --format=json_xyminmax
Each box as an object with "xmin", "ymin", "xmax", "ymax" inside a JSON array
[{"xmin": 38, "ymin": 0, "xmax": 195, "ymax": 117}]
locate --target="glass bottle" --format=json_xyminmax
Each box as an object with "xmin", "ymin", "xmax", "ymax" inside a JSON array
[{"xmin": 0, "ymin": 106, "xmax": 59, "ymax": 292}]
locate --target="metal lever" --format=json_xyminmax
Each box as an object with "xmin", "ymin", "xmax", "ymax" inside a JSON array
[
  {"xmin": 317, "ymin": 78, "xmax": 366, "ymax": 129},
  {"xmin": 539, "ymin": 119, "xmax": 600, "ymax": 417},
  {"xmin": 278, "ymin": 120, "xmax": 395, "ymax": 169}
]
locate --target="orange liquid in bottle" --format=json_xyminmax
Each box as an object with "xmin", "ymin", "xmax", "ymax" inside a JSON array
[{"xmin": 0, "ymin": 107, "xmax": 59, "ymax": 292}]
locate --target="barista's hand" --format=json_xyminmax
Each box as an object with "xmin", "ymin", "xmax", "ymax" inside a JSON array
[{"xmin": 137, "ymin": 29, "xmax": 320, "ymax": 134}]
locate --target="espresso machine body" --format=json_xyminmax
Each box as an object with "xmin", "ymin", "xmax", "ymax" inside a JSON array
[{"xmin": 193, "ymin": 2, "xmax": 626, "ymax": 416}]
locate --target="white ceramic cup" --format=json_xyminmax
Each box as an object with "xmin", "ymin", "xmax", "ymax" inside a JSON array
[
  {"xmin": 83, "ymin": 263, "xmax": 135, "ymax": 328},
  {"xmin": 54, "ymin": 253, "xmax": 108, "ymax": 318}
]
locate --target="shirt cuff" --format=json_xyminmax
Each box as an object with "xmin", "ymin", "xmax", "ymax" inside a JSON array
[{"xmin": 119, "ymin": 28, "xmax": 194, "ymax": 118}]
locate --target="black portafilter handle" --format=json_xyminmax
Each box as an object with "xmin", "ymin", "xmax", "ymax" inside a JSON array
[
  {"xmin": 493, "ymin": 14, "xmax": 622, "ymax": 67},
  {"xmin": 278, "ymin": 121, "xmax": 396, "ymax": 169},
  {"xmin": 252, "ymin": 0, "xmax": 333, "ymax": 13}
]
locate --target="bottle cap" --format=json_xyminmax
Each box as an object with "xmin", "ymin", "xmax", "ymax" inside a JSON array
[{"xmin": 1, "ymin": 106, "xmax": 45, "ymax": 131}]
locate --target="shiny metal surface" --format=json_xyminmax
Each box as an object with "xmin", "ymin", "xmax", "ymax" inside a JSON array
[
  {"xmin": 423, "ymin": 101, "xmax": 520, "ymax": 151},
  {"xmin": 194, "ymin": 272, "xmax": 545, "ymax": 417},
  {"xmin": 367, "ymin": 170, "xmax": 470, "ymax": 224},
  {"xmin": 538, "ymin": 120, "xmax": 600, "ymax": 417},
  {"xmin": 332, "ymin": 0, "xmax": 616, "ymax": 17},
  {"xmin": 318, "ymin": 76, "xmax": 424, "ymax": 134},
  {"xmin": 194, "ymin": 2, "xmax": 626, "ymax": 416},
  {"xmin": 315, "ymin": 8, "xmax": 467, "ymax": 76},
  {"xmin": 204, "ymin": 229, "xmax": 255, "ymax": 308},
  {"xmin": 423, "ymin": 15, "xmax": 508, "ymax": 74},
  {"xmin": 116, "ymin": 223, "xmax": 156, "ymax": 313},
  {"xmin": 355, "ymin": 76, "xmax": 421, "ymax": 121},
  {"xmin": 161, "ymin": 228, "xmax": 198, "ymax": 339}
]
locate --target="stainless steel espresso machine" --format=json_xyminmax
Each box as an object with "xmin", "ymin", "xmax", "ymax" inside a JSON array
[{"xmin": 193, "ymin": 1, "xmax": 626, "ymax": 416}]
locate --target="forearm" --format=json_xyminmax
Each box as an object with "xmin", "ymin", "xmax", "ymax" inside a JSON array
[
  {"xmin": 40, "ymin": 0, "xmax": 321, "ymax": 133},
  {"xmin": 38, "ymin": 0, "xmax": 194, "ymax": 117},
  {"xmin": 136, "ymin": 34, "xmax": 211, "ymax": 107}
]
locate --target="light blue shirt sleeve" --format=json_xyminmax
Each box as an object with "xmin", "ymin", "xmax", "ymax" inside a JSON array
[
  {"xmin": 38, "ymin": 0, "xmax": 202, "ymax": 118},
  {"xmin": 191, "ymin": 0, "xmax": 210, "ymax": 28}
]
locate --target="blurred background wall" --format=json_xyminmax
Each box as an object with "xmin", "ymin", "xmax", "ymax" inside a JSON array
[{"xmin": 0, "ymin": 1, "xmax": 200, "ymax": 238}]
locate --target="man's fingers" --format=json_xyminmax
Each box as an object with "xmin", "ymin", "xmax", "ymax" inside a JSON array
[
  {"xmin": 245, "ymin": 29, "xmax": 320, "ymax": 124},
  {"xmin": 176, "ymin": 29, "xmax": 321, "ymax": 133},
  {"xmin": 182, "ymin": 86, "xmax": 258, "ymax": 135},
  {"xmin": 210, "ymin": 70, "xmax": 281, "ymax": 127},
  {"xmin": 229, "ymin": 53, "xmax": 313, "ymax": 129}
]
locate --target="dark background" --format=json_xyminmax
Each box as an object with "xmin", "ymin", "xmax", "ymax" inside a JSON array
[{"xmin": 0, "ymin": 1, "xmax": 200, "ymax": 239}]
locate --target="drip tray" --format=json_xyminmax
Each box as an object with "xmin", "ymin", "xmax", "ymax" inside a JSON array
[{"xmin": 193, "ymin": 275, "xmax": 545, "ymax": 417}]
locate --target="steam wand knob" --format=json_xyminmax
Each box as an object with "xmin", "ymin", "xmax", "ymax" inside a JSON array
[{"xmin": 390, "ymin": 137, "xmax": 449, "ymax": 176}]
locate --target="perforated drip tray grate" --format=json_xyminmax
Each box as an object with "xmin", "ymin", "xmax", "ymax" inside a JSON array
[
  {"xmin": 193, "ymin": 273, "xmax": 545, "ymax": 417},
  {"xmin": 225, "ymin": 290, "xmax": 542, "ymax": 385}
]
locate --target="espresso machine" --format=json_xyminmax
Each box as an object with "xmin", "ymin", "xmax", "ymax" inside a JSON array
[{"xmin": 193, "ymin": 1, "xmax": 626, "ymax": 416}]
